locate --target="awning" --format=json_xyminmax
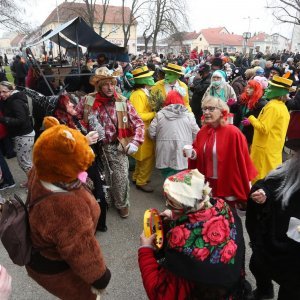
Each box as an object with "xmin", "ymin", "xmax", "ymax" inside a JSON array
[{"xmin": 28, "ymin": 17, "xmax": 129, "ymax": 61}]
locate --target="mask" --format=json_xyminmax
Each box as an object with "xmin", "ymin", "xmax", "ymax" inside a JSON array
[
  {"xmin": 212, "ymin": 81, "xmax": 222, "ymax": 87},
  {"xmin": 165, "ymin": 72, "xmax": 180, "ymax": 84},
  {"xmin": 134, "ymin": 76, "xmax": 155, "ymax": 86}
]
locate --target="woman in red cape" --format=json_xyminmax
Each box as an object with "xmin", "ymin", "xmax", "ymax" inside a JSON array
[{"xmin": 188, "ymin": 96, "xmax": 257, "ymax": 208}]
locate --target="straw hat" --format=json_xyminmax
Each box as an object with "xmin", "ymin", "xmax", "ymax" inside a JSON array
[
  {"xmin": 268, "ymin": 75, "xmax": 293, "ymax": 89},
  {"xmin": 162, "ymin": 63, "xmax": 184, "ymax": 75},
  {"xmin": 131, "ymin": 66, "xmax": 154, "ymax": 79},
  {"xmin": 90, "ymin": 67, "xmax": 115, "ymax": 86}
]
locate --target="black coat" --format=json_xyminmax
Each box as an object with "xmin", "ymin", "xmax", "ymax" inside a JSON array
[
  {"xmin": 191, "ymin": 74, "xmax": 211, "ymax": 125},
  {"xmin": 0, "ymin": 91, "xmax": 33, "ymax": 137},
  {"xmin": 246, "ymin": 177, "xmax": 300, "ymax": 285},
  {"xmin": 286, "ymin": 90, "xmax": 300, "ymax": 110},
  {"xmin": 232, "ymin": 98, "xmax": 267, "ymax": 144}
]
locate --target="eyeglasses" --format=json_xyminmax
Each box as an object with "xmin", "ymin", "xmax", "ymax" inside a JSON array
[{"xmin": 202, "ymin": 106, "xmax": 219, "ymax": 112}]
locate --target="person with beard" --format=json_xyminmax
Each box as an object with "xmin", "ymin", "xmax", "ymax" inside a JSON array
[
  {"xmin": 246, "ymin": 129, "xmax": 300, "ymax": 300},
  {"xmin": 190, "ymin": 64, "xmax": 211, "ymax": 126},
  {"xmin": 76, "ymin": 67, "xmax": 144, "ymax": 218}
]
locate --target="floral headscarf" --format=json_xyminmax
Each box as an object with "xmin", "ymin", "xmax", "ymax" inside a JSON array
[
  {"xmin": 162, "ymin": 170, "xmax": 243, "ymax": 287},
  {"xmin": 163, "ymin": 169, "xmax": 212, "ymax": 213}
]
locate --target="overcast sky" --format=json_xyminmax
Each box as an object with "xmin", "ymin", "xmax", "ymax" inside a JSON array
[{"xmin": 27, "ymin": 0, "xmax": 294, "ymax": 39}]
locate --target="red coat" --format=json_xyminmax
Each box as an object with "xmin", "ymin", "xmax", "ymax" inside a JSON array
[
  {"xmin": 189, "ymin": 124, "xmax": 257, "ymax": 201},
  {"xmin": 138, "ymin": 248, "xmax": 193, "ymax": 300}
]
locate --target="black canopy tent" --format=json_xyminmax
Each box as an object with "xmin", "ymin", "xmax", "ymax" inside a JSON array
[{"xmin": 28, "ymin": 17, "xmax": 129, "ymax": 62}]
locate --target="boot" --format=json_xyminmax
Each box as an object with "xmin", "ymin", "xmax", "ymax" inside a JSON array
[{"xmin": 96, "ymin": 201, "xmax": 108, "ymax": 232}]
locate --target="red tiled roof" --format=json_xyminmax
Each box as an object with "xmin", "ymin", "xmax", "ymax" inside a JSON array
[
  {"xmin": 42, "ymin": 2, "xmax": 133, "ymax": 27},
  {"xmin": 200, "ymin": 27, "xmax": 244, "ymax": 46},
  {"xmin": 10, "ymin": 34, "xmax": 26, "ymax": 47},
  {"xmin": 184, "ymin": 31, "xmax": 200, "ymax": 40},
  {"xmin": 249, "ymin": 32, "xmax": 267, "ymax": 42}
]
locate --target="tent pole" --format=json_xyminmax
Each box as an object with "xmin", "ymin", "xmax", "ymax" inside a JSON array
[
  {"xmin": 75, "ymin": 22, "xmax": 80, "ymax": 74},
  {"xmin": 58, "ymin": 34, "xmax": 63, "ymax": 67}
]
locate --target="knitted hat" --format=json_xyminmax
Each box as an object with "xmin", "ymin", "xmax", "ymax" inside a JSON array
[
  {"xmin": 254, "ymin": 66, "xmax": 264, "ymax": 75},
  {"xmin": 211, "ymin": 57, "xmax": 223, "ymax": 69},
  {"xmin": 33, "ymin": 117, "xmax": 95, "ymax": 183},
  {"xmin": 253, "ymin": 76, "xmax": 268, "ymax": 89}
]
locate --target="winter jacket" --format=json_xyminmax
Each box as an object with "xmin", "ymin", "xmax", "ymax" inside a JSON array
[
  {"xmin": 246, "ymin": 177, "xmax": 300, "ymax": 287},
  {"xmin": 0, "ymin": 91, "xmax": 33, "ymax": 137},
  {"xmin": 151, "ymin": 79, "xmax": 191, "ymax": 111},
  {"xmin": 249, "ymin": 99, "xmax": 290, "ymax": 182},
  {"xmin": 230, "ymin": 76, "xmax": 247, "ymax": 99},
  {"xmin": 234, "ymin": 98, "xmax": 267, "ymax": 144},
  {"xmin": 202, "ymin": 83, "xmax": 237, "ymax": 102},
  {"xmin": 129, "ymin": 89, "xmax": 155, "ymax": 161},
  {"xmin": 138, "ymin": 247, "xmax": 193, "ymax": 300},
  {"xmin": 191, "ymin": 74, "xmax": 211, "ymax": 125},
  {"xmin": 149, "ymin": 104, "xmax": 199, "ymax": 170}
]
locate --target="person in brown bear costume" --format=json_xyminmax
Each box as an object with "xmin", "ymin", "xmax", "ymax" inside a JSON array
[{"xmin": 25, "ymin": 116, "xmax": 111, "ymax": 300}]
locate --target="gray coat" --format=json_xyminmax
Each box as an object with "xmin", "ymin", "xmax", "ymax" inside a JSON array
[{"xmin": 149, "ymin": 104, "xmax": 199, "ymax": 170}]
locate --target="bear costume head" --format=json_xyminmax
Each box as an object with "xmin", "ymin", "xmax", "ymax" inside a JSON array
[{"xmin": 33, "ymin": 116, "xmax": 95, "ymax": 183}]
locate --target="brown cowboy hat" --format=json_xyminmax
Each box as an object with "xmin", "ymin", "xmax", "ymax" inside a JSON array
[{"xmin": 90, "ymin": 67, "xmax": 116, "ymax": 86}]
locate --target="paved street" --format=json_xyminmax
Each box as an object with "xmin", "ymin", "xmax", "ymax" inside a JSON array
[{"xmin": 0, "ymin": 157, "xmax": 278, "ymax": 299}]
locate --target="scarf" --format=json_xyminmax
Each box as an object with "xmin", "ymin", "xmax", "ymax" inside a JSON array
[
  {"xmin": 210, "ymin": 86, "xmax": 226, "ymax": 102},
  {"xmin": 203, "ymin": 127, "xmax": 216, "ymax": 178},
  {"xmin": 92, "ymin": 93, "xmax": 112, "ymax": 110}
]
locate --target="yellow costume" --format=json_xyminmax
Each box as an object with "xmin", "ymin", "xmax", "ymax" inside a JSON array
[
  {"xmin": 130, "ymin": 67, "xmax": 156, "ymax": 189},
  {"xmin": 151, "ymin": 79, "xmax": 191, "ymax": 111},
  {"xmin": 249, "ymin": 99, "xmax": 290, "ymax": 183}
]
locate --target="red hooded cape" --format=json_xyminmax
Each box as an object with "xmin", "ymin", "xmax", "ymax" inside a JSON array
[{"xmin": 189, "ymin": 124, "xmax": 257, "ymax": 201}]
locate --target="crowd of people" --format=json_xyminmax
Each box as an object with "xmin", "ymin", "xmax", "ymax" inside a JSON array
[{"xmin": 0, "ymin": 47, "xmax": 300, "ymax": 299}]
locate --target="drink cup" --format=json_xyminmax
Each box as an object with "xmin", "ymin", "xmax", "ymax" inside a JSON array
[{"xmin": 183, "ymin": 145, "xmax": 193, "ymax": 158}]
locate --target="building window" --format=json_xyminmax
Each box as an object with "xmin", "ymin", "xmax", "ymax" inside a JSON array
[
  {"xmin": 199, "ymin": 37, "xmax": 202, "ymax": 41},
  {"xmin": 111, "ymin": 24, "xmax": 119, "ymax": 33}
]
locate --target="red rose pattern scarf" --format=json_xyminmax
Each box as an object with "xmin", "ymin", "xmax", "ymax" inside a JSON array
[{"xmin": 167, "ymin": 198, "xmax": 237, "ymax": 264}]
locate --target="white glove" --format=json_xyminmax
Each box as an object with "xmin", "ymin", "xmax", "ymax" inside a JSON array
[
  {"xmin": 125, "ymin": 143, "xmax": 138, "ymax": 155},
  {"xmin": 86, "ymin": 131, "xmax": 99, "ymax": 145}
]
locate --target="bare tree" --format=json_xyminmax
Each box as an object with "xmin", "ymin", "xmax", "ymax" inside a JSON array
[
  {"xmin": 142, "ymin": 22, "xmax": 154, "ymax": 53},
  {"xmin": 0, "ymin": 0, "xmax": 31, "ymax": 33},
  {"xmin": 98, "ymin": 0, "xmax": 110, "ymax": 36},
  {"xmin": 266, "ymin": 0, "xmax": 300, "ymax": 25},
  {"xmin": 121, "ymin": 0, "xmax": 148, "ymax": 50},
  {"xmin": 69, "ymin": 0, "xmax": 110, "ymax": 36},
  {"xmin": 145, "ymin": 0, "xmax": 188, "ymax": 53}
]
